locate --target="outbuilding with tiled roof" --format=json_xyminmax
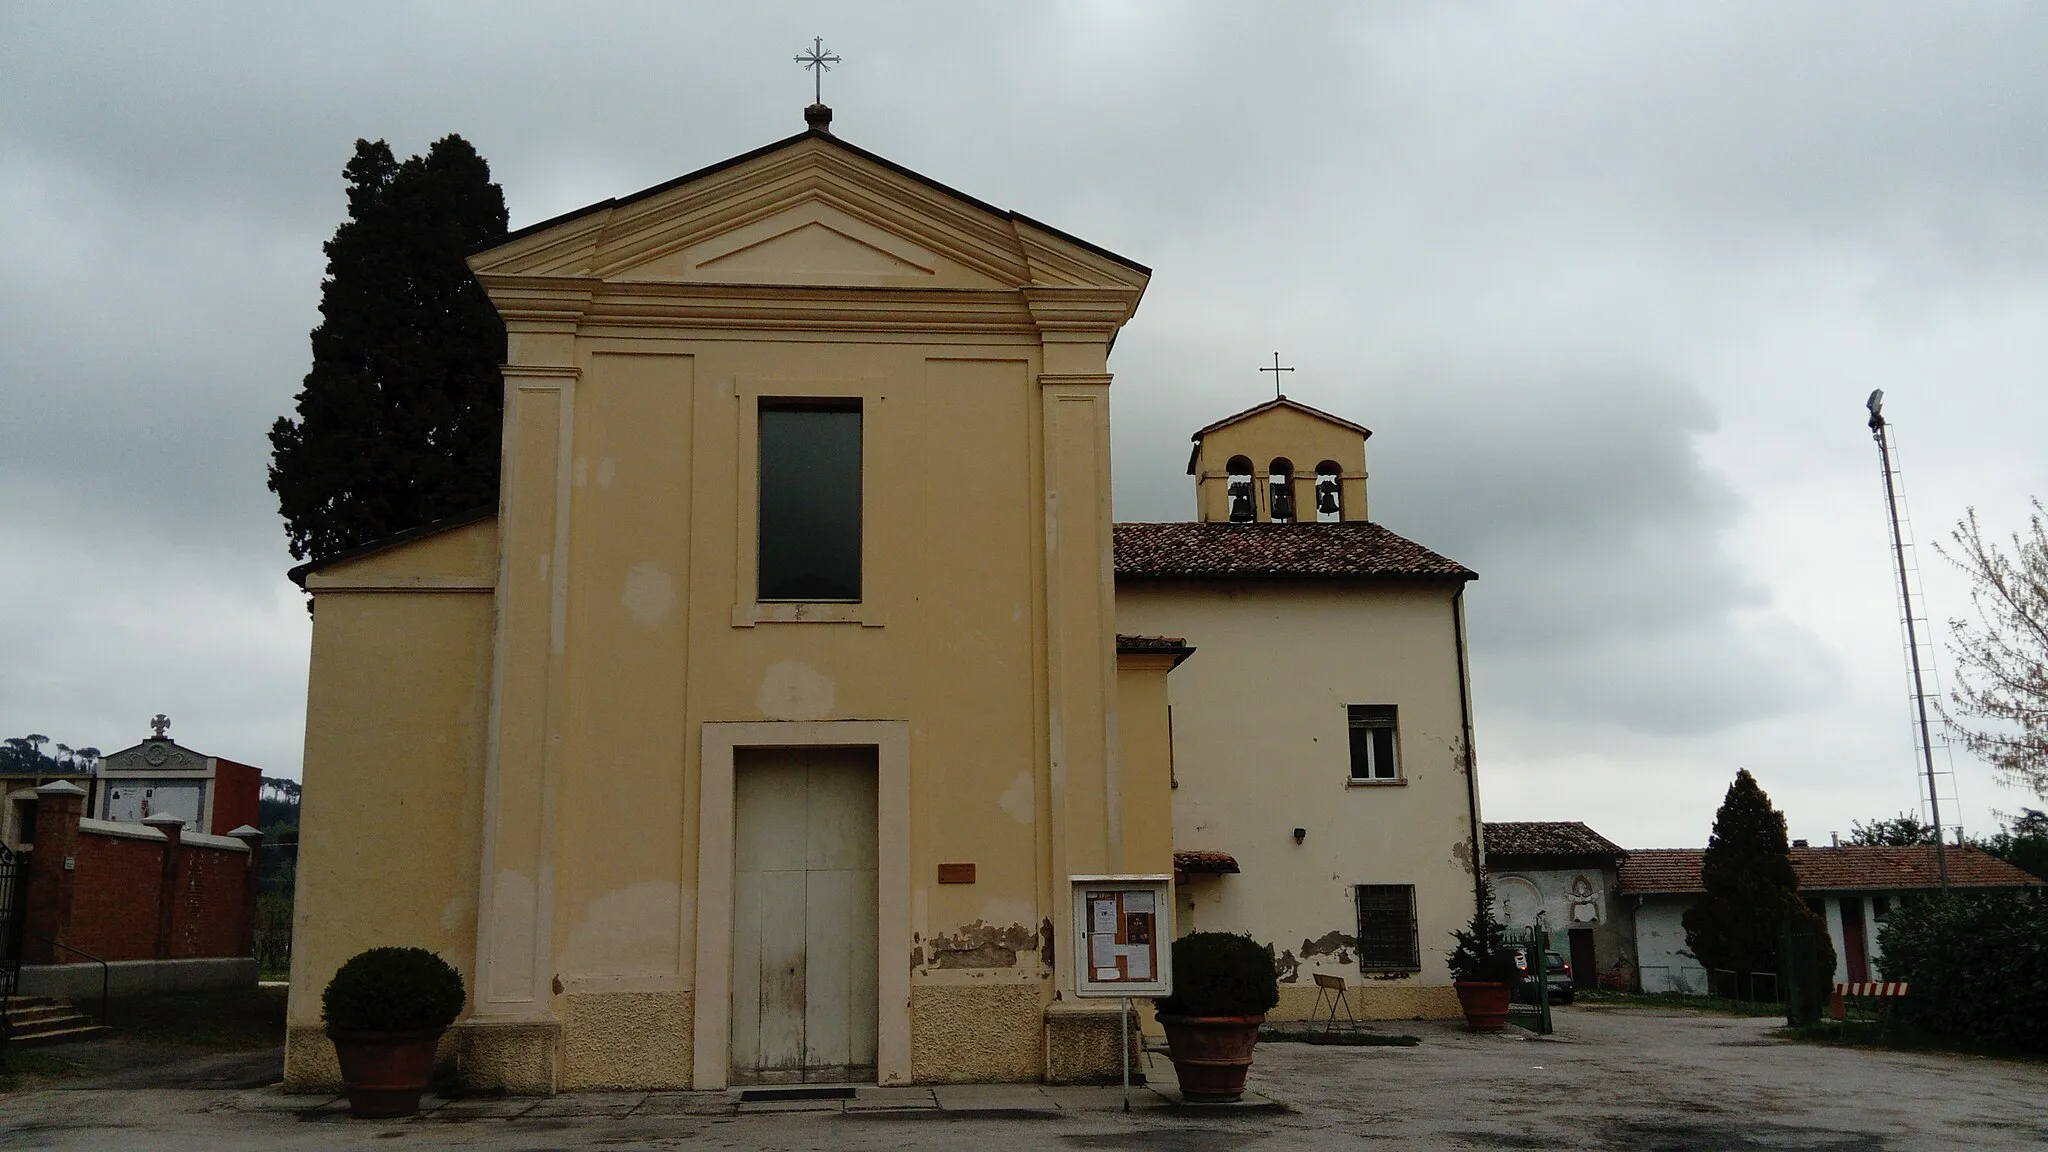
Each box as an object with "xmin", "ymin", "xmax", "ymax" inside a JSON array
[{"xmin": 1622, "ymin": 843, "xmax": 2040, "ymax": 995}]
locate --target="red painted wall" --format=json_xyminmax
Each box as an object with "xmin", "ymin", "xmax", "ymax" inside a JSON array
[{"xmin": 210, "ymin": 758, "xmax": 262, "ymax": 836}]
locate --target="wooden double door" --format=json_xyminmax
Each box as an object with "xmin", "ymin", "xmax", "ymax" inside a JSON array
[{"xmin": 729, "ymin": 746, "xmax": 879, "ymax": 1084}]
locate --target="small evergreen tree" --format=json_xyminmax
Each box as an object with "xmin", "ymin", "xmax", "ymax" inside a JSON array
[
  {"xmin": 268, "ymin": 135, "xmax": 509, "ymax": 563},
  {"xmin": 1683, "ymin": 769, "xmax": 1829, "ymax": 997}
]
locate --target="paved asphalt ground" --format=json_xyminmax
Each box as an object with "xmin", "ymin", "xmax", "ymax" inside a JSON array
[{"xmin": 3, "ymin": 1006, "xmax": 2043, "ymax": 1150}]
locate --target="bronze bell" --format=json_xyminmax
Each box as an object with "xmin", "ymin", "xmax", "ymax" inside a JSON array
[
  {"xmin": 1227, "ymin": 480, "xmax": 1255, "ymax": 522},
  {"xmin": 1316, "ymin": 478, "xmax": 1340, "ymax": 516},
  {"xmin": 1269, "ymin": 481, "xmax": 1294, "ymax": 523}
]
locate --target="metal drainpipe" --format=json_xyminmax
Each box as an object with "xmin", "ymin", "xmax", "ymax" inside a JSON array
[{"xmin": 1453, "ymin": 583, "xmax": 1484, "ymax": 921}]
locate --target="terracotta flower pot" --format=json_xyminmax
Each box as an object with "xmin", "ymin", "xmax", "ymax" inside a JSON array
[
  {"xmin": 1454, "ymin": 981, "xmax": 1512, "ymax": 1032},
  {"xmin": 328, "ymin": 1026, "xmax": 445, "ymax": 1118},
  {"xmin": 1157, "ymin": 1013, "xmax": 1265, "ymax": 1102}
]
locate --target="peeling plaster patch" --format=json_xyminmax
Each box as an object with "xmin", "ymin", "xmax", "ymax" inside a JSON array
[
  {"xmin": 1039, "ymin": 918, "xmax": 1055, "ymax": 971},
  {"xmin": 1452, "ymin": 836, "xmax": 1476, "ymax": 875},
  {"xmin": 621, "ymin": 562, "xmax": 675, "ymax": 626},
  {"xmin": 926, "ymin": 921, "xmax": 1038, "ymax": 969},
  {"xmin": 756, "ymin": 661, "xmax": 834, "ymax": 720},
  {"xmin": 563, "ymin": 881, "xmax": 682, "ymax": 977},
  {"xmin": 596, "ymin": 457, "xmax": 617, "ymax": 487},
  {"xmin": 1271, "ymin": 947, "xmax": 1300, "ymax": 984},
  {"xmin": 1301, "ymin": 931, "xmax": 1358, "ymax": 959},
  {"xmin": 996, "ymin": 771, "xmax": 1034, "ymax": 824}
]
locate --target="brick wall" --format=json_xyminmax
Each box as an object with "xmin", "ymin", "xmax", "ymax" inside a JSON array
[
  {"xmin": 21, "ymin": 782, "xmax": 259, "ymax": 965},
  {"xmin": 62, "ymin": 830, "xmax": 165, "ymax": 960},
  {"xmin": 175, "ymin": 841, "xmax": 250, "ymax": 957}
]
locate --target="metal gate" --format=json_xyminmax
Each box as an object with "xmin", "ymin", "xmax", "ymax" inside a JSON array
[{"xmin": 0, "ymin": 844, "xmax": 28, "ymax": 997}]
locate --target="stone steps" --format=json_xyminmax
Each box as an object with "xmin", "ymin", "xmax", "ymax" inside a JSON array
[{"xmin": 1, "ymin": 995, "xmax": 109, "ymax": 1046}]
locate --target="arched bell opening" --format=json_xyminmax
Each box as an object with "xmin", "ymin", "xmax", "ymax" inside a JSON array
[
  {"xmin": 1314, "ymin": 460, "xmax": 1343, "ymax": 522},
  {"xmin": 1267, "ymin": 457, "xmax": 1296, "ymax": 523},
  {"xmin": 1225, "ymin": 455, "xmax": 1256, "ymax": 522}
]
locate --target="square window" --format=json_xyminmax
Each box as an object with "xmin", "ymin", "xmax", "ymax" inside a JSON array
[
  {"xmin": 1347, "ymin": 704, "xmax": 1399, "ymax": 781},
  {"xmin": 758, "ymin": 400, "xmax": 862, "ymax": 602},
  {"xmin": 1354, "ymin": 884, "xmax": 1419, "ymax": 971}
]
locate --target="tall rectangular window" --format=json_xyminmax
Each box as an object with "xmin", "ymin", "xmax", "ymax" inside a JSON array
[
  {"xmin": 758, "ymin": 399, "xmax": 862, "ymax": 602},
  {"xmin": 1354, "ymin": 884, "xmax": 1419, "ymax": 971},
  {"xmin": 1347, "ymin": 704, "xmax": 1399, "ymax": 781}
]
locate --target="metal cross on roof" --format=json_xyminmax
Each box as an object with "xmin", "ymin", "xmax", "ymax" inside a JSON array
[
  {"xmin": 1260, "ymin": 352, "xmax": 1295, "ymax": 399},
  {"xmin": 150, "ymin": 713, "xmax": 171, "ymax": 739},
  {"xmin": 794, "ymin": 37, "xmax": 841, "ymax": 105}
]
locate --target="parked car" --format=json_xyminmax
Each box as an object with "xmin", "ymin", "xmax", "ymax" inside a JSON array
[{"xmin": 1510, "ymin": 947, "xmax": 1575, "ymax": 1005}]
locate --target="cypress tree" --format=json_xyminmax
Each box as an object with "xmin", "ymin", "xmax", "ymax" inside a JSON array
[
  {"xmin": 1682, "ymin": 769, "xmax": 1832, "ymax": 996},
  {"xmin": 268, "ymin": 135, "xmax": 509, "ymax": 562}
]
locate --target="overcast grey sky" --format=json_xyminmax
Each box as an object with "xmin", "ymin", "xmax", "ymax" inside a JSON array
[{"xmin": 5, "ymin": 2, "xmax": 2045, "ymax": 848}]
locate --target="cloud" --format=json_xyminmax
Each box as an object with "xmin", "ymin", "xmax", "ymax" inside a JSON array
[{"xmin": 3, "ymin": 2, "xmax": 2045, "ymax": 848}]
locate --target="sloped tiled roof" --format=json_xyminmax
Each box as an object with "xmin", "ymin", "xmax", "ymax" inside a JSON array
[
  {"xmin": 1113, "ymin": 522, "xmax": 1475, "ymax": 582},
  {"xmin": 1484, "ymin": 821, "xmax": 1625, "ymax": 860},
  {"xmin": 1174, "ymin": 850, "xmax": 1241, "ymax": 875},
  {"xmin": 1115, "ymin": 634, "xmax": 1189, "ymax": 651},
  {"xmin": 1618, "ymin": 846, "xmax": 2043, "ymax": 895}
]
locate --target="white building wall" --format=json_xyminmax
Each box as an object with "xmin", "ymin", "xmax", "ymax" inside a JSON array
[
  {"xmin": 1631, "ymin": 896, "xmax": 1706, "ymax": 994},
  {"xmin": 1116, "ymin": 580, "xmax": 1476, "ymax": 1018}
]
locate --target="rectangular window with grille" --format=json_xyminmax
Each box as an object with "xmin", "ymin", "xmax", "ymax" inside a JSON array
[
  {"xmin": 1354, "ymin": 884, "xmax": 1420, "ymax": 971},
  {"xmin": 1347, "ymin": 705, "xmax": 1399, "ymax": 781}
]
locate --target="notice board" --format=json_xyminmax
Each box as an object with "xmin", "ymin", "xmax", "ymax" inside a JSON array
[{"xmin": 1069, "ymin": 875, "xmax": 1173, "ymax": 998}]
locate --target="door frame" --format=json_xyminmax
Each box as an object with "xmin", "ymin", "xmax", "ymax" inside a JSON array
[{"xmin": 695, "ymin": 721, "xmax": 909, "ymax": 1090}]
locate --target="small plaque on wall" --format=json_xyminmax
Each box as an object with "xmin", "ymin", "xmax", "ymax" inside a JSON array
[{"xmin": 937, "ymin": 863, "xmax": 976, "ymax": 884}]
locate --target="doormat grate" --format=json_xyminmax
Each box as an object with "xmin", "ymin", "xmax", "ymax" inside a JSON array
[{"xmin": 738, "ymin": 1086, "xmax": 858, "ymax": 1102}]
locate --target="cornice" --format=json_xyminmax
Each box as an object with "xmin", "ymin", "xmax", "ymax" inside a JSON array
[
  {"xmin": 476, "ymin": 275, "xmax": 598, "ymax": 331},
  {"xmin": 502, "ymin": 363, "xmax": 581, "ymax": 382},
  {"xmin": 1021, "ymin": 285, "xmax": 1142, "ymax": 339}
]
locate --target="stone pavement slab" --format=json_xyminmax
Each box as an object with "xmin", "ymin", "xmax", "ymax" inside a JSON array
[
  {"xmin": 422, "ymin": 1095, "xmax": 541, "ymax": 1120},
  {"xmin": 632, "ymin": 1090, "xmax": 737, "ymax": 1116},
  {"xmin": 522, "ymin": 1091, "xmax": 646, "ymax": 1118},
  {"xmin": 931, "ymin": 1083, "xmax": 1060, "ymax": 1114},
  {"xmin": 846, "ymin": 1085, "xmax": 937, "ymax": 1111},
  {"xmin": 1041, "ymin": 1084, "xmax": 1171, "ymax": 1112}
]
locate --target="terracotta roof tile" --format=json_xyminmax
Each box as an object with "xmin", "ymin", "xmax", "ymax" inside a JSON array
[
  {"xmin": 1618, "ymin": 846, "xmax": 2043, "ymax": 895},
  {"xmin": 1484, "ymin": 822, "xmax": 1625, "ymax": 860},
  {"xmin": 1113, "ymin": 522, "xmax": 1475, "ymax": 582},
  {"xmin": 1174, "ymin": 850, "xmax": 1241, "ymax": 875},
  {"xmin": 1115, "ymin": 634, "xmax": 1190, "ymax": 651}
]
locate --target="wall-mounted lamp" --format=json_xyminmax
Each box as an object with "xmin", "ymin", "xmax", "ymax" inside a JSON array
[{"xmin": 1292, "ymin": 827, "xmax": 1306, "ymax": 844}]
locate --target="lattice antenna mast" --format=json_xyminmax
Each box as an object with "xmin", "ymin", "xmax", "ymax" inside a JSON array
[{"xmin": 1867, "ymin": 390, "xmax": 1950, "ymax": 892}]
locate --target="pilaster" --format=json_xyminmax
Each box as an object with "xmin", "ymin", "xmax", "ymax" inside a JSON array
[
  {"xmin": 474, "ymin": 360, "xmax": 579, "ymax": 1028},
  {"xmin": 1036, "ymin": 359, "xmax": 1120, "ymax": 994}
]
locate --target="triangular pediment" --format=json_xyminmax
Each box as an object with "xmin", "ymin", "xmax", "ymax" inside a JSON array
[
  {"xmin": 616, "ymin": 199, "xmax": 978, "ymax": 287},
  {"xmin": 470, "ymin": 132, "xmax": 1149, "ymax": 297}
]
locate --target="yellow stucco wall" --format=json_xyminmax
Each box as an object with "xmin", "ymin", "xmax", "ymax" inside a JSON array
[
  {"xmin": 284, "ymin": 519, "xmax": 499, "ymax": 1089},
  {"xmin": 1117, "ymin": 580, "xmax": 1477, "ymax": 1021},
  {"xmin": 1192, "ymin": 403, "xmax": 1369, "ymax": 523}
]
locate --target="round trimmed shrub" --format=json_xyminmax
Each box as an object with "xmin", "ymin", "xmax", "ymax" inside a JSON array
[
  {"xmin": 1153, "ymin": 932, "xmax": 1279, "ymax": 1018},
  {"xmin": 322, "ymin": 947, "xmax": 466, "ymax": 1033}
]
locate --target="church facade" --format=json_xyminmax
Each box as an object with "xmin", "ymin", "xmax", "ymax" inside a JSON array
[{"xmin": 283, "ymin": 111, "xmax": 1484, "ymax": 1093}]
